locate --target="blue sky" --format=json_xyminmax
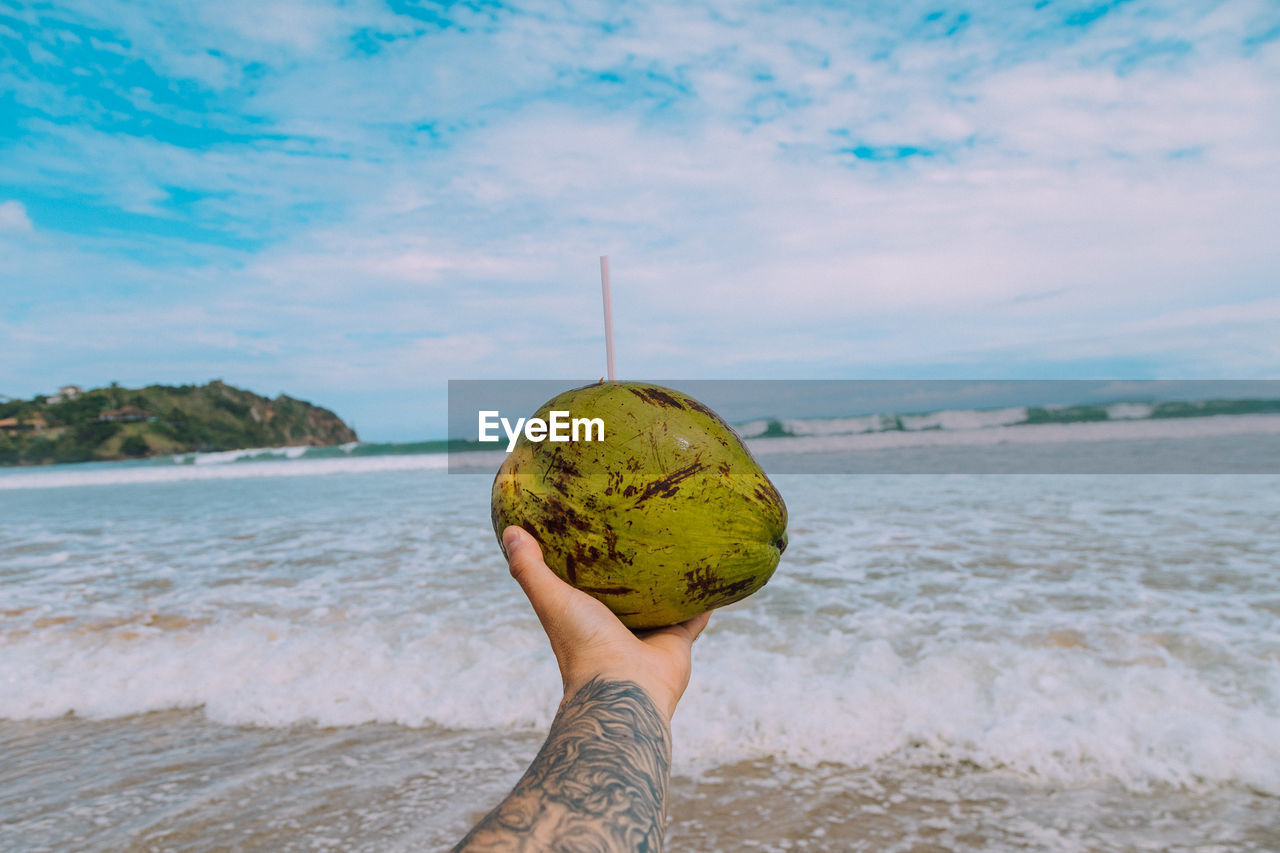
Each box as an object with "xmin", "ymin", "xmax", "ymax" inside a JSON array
[{"xmin": 2, "ymin": 0, "xmax": 1277, "ymax": 440}]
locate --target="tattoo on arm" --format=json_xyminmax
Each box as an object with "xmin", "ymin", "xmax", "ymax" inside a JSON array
[{"xmin": 453, "ymin": 677, "xmax": 672, "ymax": 852}]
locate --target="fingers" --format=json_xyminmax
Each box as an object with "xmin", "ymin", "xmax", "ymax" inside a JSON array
[
  {"xmin": 639, "ymin": 611, "xmax": 712, "ymax": 660},
  {"xmin": 503, "ymin": 526, "xmax": 577, "ymax": 625},
  {"xmin": 683, "ymin": 611, "xmax": 712, "ymax": 643},
  {"xmin": 649, "ymin": 611, "xmax": 711, "ymax": 644}
]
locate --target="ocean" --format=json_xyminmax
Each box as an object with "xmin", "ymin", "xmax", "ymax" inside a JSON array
[{"xmin": 2, "ymin": 407, "xmax": 1279, "ymax": 851}]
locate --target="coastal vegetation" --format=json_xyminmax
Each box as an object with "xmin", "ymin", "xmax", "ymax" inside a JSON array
[{"xmin": 0, "ymin": 381, "xmax": 357, "ymax": 466}]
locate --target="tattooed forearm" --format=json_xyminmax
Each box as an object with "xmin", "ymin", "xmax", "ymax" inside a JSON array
[{"xmin": 453, "ymin": 677, "xmax": 672, "ymax": 853}]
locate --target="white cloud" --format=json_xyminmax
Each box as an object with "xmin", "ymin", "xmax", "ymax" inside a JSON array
[{"xmin": 0, "ymin": 201, "xmax": 33, "ymax": 232}]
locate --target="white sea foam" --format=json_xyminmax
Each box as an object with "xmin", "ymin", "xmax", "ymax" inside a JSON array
[
  {"xmin": 898, "ymin": 406, "xmax": 1028, "ymax": 432},
  {"xmin": 2, "ymin": 611, "xmax": 1276, "ymax": 794},
  {"xmin": 738, "ymin": 414, "xmax": 903, "ymax": 438},
  {"xmin": 676, "ymin": 632, "xmax": 1280, "ymax": 794},
  {"xmin": 1106, "ymin": 402, "xmax": 1155, "ymax": 420},
  {"xmin": 0, "ymin": 614, "xmax": 561, "ymax": 730},
  {"xmin": 737, "ymin": 406, "xmax": 1277, "ymax": 444},
  {"xmin": 171, "ymin": 444, "xmax": 314, "ymax": 465},
  {"xmin": 745, "ymin": 412, "xmax": 1280, "ymax": 455},
  {"xmin": 737, "ymin": 409, "xmax": 1032, "ymax": 437},
  {"xmin": 0, "ymin": 453, "xmax": 451, "ymax": 491},
  {"xmin": 734, "ymin": 419, "xmax": 771, "ymax": 437}
]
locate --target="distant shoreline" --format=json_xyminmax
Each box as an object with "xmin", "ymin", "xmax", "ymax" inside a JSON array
[{"xmin": 8, "ymin": 388, "xmax": 1280, "ymax": 469}]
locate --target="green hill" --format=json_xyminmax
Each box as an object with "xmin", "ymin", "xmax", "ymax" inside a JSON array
[{"xmin": 0, "ymin": 381, "xmax": 358, "ymax": 466}]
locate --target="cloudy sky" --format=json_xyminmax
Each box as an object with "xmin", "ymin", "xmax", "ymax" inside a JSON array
[{"xmin": 2, "ymin": 0, "xmax": 1277, "ymax": 440}]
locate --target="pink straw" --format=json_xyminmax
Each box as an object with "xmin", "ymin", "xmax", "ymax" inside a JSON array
[{"xmin": 600, "ymin": 255, "xmax": 616, "ymax": 381}]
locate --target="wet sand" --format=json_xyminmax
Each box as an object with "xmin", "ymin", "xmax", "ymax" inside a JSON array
[
  {"xmin": 667, "ymin": 759, "xmax": 1280, "ymax": 852},
  {"xmin": 3, "ymin": 712, "xmax": 1277, "ymax": 852}
]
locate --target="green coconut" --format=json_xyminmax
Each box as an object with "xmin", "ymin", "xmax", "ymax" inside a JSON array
[{"xmin": 491, "ymin": 381, "xmax": 788, "ymax": 629}]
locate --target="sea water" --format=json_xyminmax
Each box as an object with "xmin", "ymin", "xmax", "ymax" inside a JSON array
[{"xmin": 1, "ymin": 436, "xmax": 1278, "ymax": 851}]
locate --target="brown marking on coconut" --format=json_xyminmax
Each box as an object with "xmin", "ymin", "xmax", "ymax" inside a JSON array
[
  {"xmin": 576, "ymin": 584, "xmax": 638, "ymax": 596},
  {"xmin": 754, "ymin": 479, "xmax": 784, "ymax": 508},
  {"xmin": 634, "ymin": 461, "xmax": 707, "ymax": 504},
  {"xmin": 681, "ymin": 395, "xmax": 721, "ymax": 422},
  {"xmin": 603, "ymin": 527, "xmax": 633, "ymax": 566},
  {"xmin": 572, "ymin": 540, "xmax": 603, "ymax": 569},
  {"xmin": 518, "ymin": 521, "xmax": 542, "ymax": 549},
  {"xmin": 546, "ymin": 446, "xmax": 580, "ymax": 483},
  {"xmin": 683, "ymin": 566, "xmax": 719, "ymax": 600},
  {"xmin": 711, "ymin": 576, "xmax": 758, "ymax": 605},
  {"xmin": 539, "ymin": 494, "xmax": 593, "ymax": 538},
  {"xmin": 629, "ymin": 386, "xmax": 686, "ymax": 410},
  {"xmin": 683, "ymin": 565, "xmax": 757, "ymax": 603}
]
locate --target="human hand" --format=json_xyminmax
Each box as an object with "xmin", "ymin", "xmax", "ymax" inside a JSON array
[{"xmin": 502, "ymin": 525, "xmax": 710, "ymax": 722}]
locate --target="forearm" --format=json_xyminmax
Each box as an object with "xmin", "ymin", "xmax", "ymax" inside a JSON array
[{"xmin": 453, "ymin": 677, "xmax": 672, "ymax": 852}]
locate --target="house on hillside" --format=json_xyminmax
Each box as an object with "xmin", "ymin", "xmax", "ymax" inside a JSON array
[
  {"xmin": 95, "ymin": 406, "xmax": 154, "ymax": 424},
  {"xmin": 48, "ymin": 385, "xmax": 83, "ymax": 404},
  {"xmin": 0, "ymin": 414, "xmax": 48, "ymax": 432}
]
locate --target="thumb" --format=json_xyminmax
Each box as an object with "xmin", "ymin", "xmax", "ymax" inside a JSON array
[{"xmin": 503, "ymin": 526, "xmax": 576, "ymax": 628}]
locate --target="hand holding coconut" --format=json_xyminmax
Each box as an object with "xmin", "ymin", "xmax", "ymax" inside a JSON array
[
  {"xmin": 453, "ymin": 526, "xmax": 709, "ymax": 853},
  {"xmin": 456, "ymin": 262, "xmax": 786, "ymax": 852},
  {"xmin": 502, "ymin": 524, "xmax": 711, "ymax": 722},
  {"xmin": 462, "ymin": 381, "xmax": 785, "ymax": 851}
]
